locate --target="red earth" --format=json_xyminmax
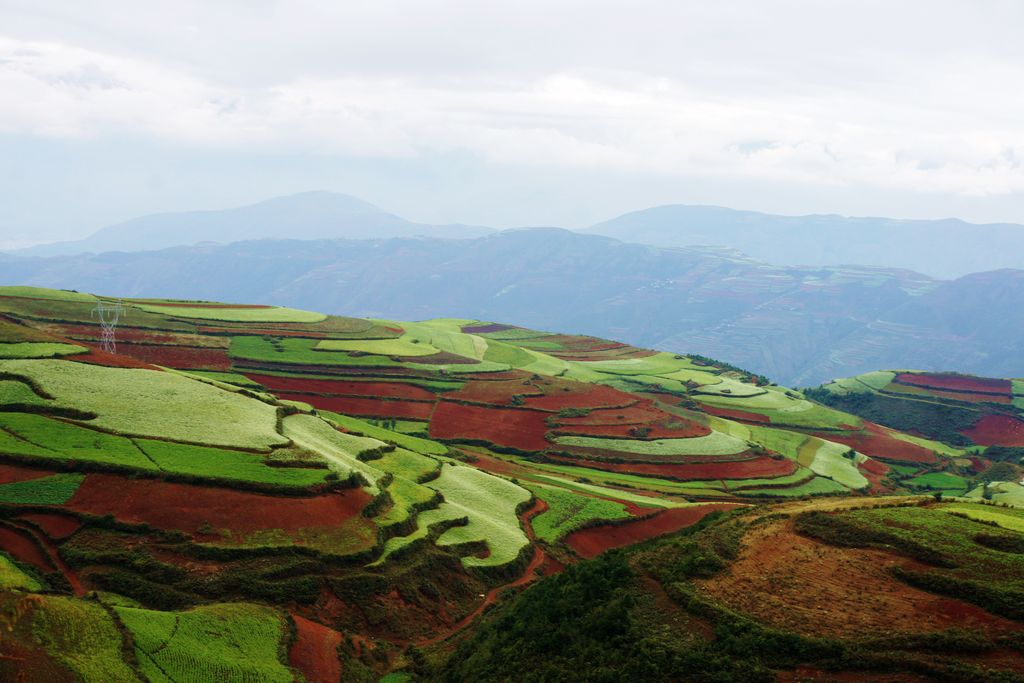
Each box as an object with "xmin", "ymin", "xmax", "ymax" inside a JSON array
[
  {"xmin": 246, "ymin": 373, "xmax": 436, "ymax": 401},
  {"xmin": 133, "ymin": 302, "xmax": 273, "ymax": 309},
  {"xmin": 288, "ymin": 614, "xmax": 343, "ymax": 683},
  {"xmin": 962, "ymin": 414, "xmax": 1024, "ymax": 447},
  {"xmin": 700, "ymin": 404, "xmax": 773, "ymax": 424},
  {"xmin": 565, "ymin": 504, "xmax": 741, "ymax": 559},
  {"xmin": 0, "ymin": 526, "xmax": 52, "ymax": 573},
  {"xmin": 276, "ymin": 393, "xmax": 436, "ymax": 420},
  {"xmin": 546, "ymin": 454, "xmax": 798, "ymax": 481},
  {"xmin": 69, "ymin": 348, "xmax": 157, "ymax": 369},
  {"xmin": 17, "ymin": 513, "xmax": 83, "ymax": 540},
  {"xmin": 65, "ymin": 475, "xmax": 373, "ymax": 535},
  {"xmin": 115, "ymin": 344, "xmax": 232, "ymax": 371},
  {"xmin": 810, "ymin": 423, "xmax": 939, "ymax": 464},
  {"xmin": 460, "ymin": 323, "xmax": 515, "ymax": 334},
  {"xmin": 0, "ymin": 464, "xmax": 54, "ymax": 485},
  {"xmin": 443, "ymin": 379, "xmax": 544, "ymax": 405},
  {"xmin": 429, "ymin": 401, "xmax": 552, "ymax": 451},
  {"xmin": 895, "ymin": 372, "xmax": 1011, "ymax": 396},
  {"xmin": 521, "ymin": 379, "xmax": 638, "ymax": 411}
]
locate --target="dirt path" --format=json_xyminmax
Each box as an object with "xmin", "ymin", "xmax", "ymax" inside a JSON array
[{"xmin": 416, "ymin": 497, "xmax": 550, "ymax": 647}]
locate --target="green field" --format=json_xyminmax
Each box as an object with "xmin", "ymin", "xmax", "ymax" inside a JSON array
[
  {"xmin": 136, "ymin": 303, "xmax": 326, "ymax": 323},
  {"xmin": 136, "ymin": 439, "xmax": 332, "ymax": 488},
  {"xmin": 807, "ymin": 440, "xmax": 868, "ymax": 489},
  {"xmin": 0, "ymin": 412, "xmax": 158, "ymax": 469},
  {"xmin": 554, "ymin": 432, "xmax": 748, "ymax": 457},
  {"xmin": 0, "ymin": 473, "xmax": 84, "ymax": 504},
  {"xmin": 0, "ymin": 342, "xmax": 88, "ymax": 359},
  {"xmin": 116, "ymin": 603, "xmax": 294, "ymax": 683},
  {"xmin": 33, "ymin": 595, "xmax": 142, "ymax": 682},
  {"xmin": 905, "ymin": 471, "xmax": 969, "ymax": 492},
  {"xmin": 526, "ymin": 483, "xmax": 630, "ymax": 542},
  {"xmin": 282, "ymin": 413, "xmax": 386, "ymax": 487},
  {"xmin": 0, "ymin": 359, "xmax": 286, "ymax": 450},
  {"xmin": 316, "ymin": 336, "xmax": 440, "ymax": 357},
  {"xmin": 0, "ymin": 552, "xmax": 43, "ymax": 590},
  {"xmin": 0, "ymin": 286, "xmax": 98, "ymax": 302},
  {"xmin": 943, "ymin": 502, "xmax": 1024, "ymax": 532},
  {"xmin": 322, "ymin": 411, "xmax": 447, "ymax": 455},
  {"xmin": 425, "ymin": 464, "xmax": 531, "ymax": 568}
]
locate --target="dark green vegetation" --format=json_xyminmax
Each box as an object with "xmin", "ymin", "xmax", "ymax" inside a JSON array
[{"xmin": 0, "ymin": 287, "xmax": 1022, "ymax": 681}]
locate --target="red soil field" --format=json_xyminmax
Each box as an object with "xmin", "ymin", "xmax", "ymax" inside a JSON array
[
  {"xmin": 809, "ymin": 423, "xmax": 939, "ymax": 464},
  {"xmin": 523, "ymin": 385, "xmax": 638, "ymax": 411},
  {"xmin": 551, "ymin": 348, "xmax": 659, "ymax": 362},
  {"xmin": 0, "ymin": 526, "xmax": 52, "ymax": 573},
  {"xmin": 115, "ymin": 344, "xmax": 232, "ymax": 371},
  {"xmin": 547, "ymin": 454, "xmax": 797, "ymax": 481},
  {"xmin": 429, "ymin": 401, "xmax": 552, "ymax": 451},
  {"xmin": 566, "ymin": 504, "xmax": 740, "ymax": 558},
  {"xmin": 289, "ymin": 614, "xmax": 342, "ymax": 683},
  {"xmin": 199, "ymin": 327, "xmax": 329, "ymax": 338},
  {"xmin": 134, "ymin": 302, "xmax": 273, "ymax": 309},
  {"xmin": 701, "ymin": 404, "xmax": 772, "ymax": 424},
  {"xmin": 65, "ymin": 475, "xmax": 373, "ymax": 535},
  {"xmin": 461, "ymin": 323, "xmax": 514, "ymax": 334},
  {"xmin": 18, "ymin": 513, "xmax": 82, "ymax": 540},
  {"xmin": 443, "ymin": 379, "xmax": 544, "ymax": 405},
  {"xmin": 43, "ymin": 324, "xmax": 229, "ymax": 347},
  {"xmin": 246, "ymin": 373, "xmax": 436, "ymax": 401},
  {"xmin": 895, "ymin": 373, "xmax": 1011, "ymax": 396},
  {"xmin": 962, "ymin": 414, "xmax": 1024, "ymax": 447},
  {"xmin": 69, "ymin": 348, "xmax": 157, "ymax": 369},
  {"xmin": 0, "ymin": 464, "xmax": 53, "ymax": 485},
  {"xmin": 276, "ymin": 393, "xmax": 436, "ymax": 420},
  {"xmin": 402, "ymin": 351, "xmax": 478, "ymax": 365},
  {"xmin": 552, "ymin": 422, "xmax": 712, "ymax": 439},
  {"xmin": 233, "ymin": 360, "xmax": 442, "ymax": 380}
]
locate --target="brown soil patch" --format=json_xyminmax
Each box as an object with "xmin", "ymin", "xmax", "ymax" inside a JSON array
[
  {"xmin": 697, "ymin": 517, "xmax": 1022, "ymax": 638},
  {"xmin": 66, "ymin": 474, "xmax": 373, "ymax": 535},
  {"xmin": 566, "ymin": 504, "xmax": 740, "ymax": 559},
  {"xmin": 17, "ymin": 512, "xmax": 82, "ymax": 540},
  {"xmin": 289, "ymin": 614, "xmax": 343, "ymax": 683},
  {"xmin": 0, "ymin": 463, "xmax": 54, "ymax": 485}
]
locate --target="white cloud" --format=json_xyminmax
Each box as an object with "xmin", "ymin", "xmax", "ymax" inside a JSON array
[{"xmin": 2, "ymin": 0, "xmax": 1024, "ymax": 219}]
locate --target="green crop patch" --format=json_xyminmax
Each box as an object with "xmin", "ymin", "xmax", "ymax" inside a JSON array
[
  {"xmin": 135, "ymin": 439, "xmax": 332, "ymax": 488},
  {"xmin": 322, "ymin": 411, "xmax": 447, "ymax": 455},
  {"xmin": 0, "ymin": 286, "xmax": 98, "ymax": 302},
  {"xmin": 0, "ymin": 413, "xmax": 157, "ymax": 470},
  {"xmin": 526, "ymin": 483, "xmax": 630, "ymax": 542},
  {"xmin": 0, "ymin": 552, "xmax": 43, "ymax": 591},
  {"xmin": 29, "ymin": 595, "xmax": 141, "ymax": 682},
  {"xmin": 0, "ymin": 472, "xmax": 84, "ymax": 504},
  {"xmin": 0, "ymin": 378, "xmax": 51, "ymax": 406},
  {"xmin": 905, "ymin": 471, "xmax": 969, "ymax": 492},
  {"xmin": 136, "ymin": 303, "xmax": 326, "ymax": 323},
  {"xmin": 554, "ymin": 432, "xmax": 749, "ymax": 457},
  {"xmin": 116, "ymin": 602, "xmax": 294, "ymax": 683},
  {"xmin": 316, "ymin": 336, "xmax": 440, "ymax": 357},
  {"xmin": 283, "ymin": 413, "xmax": 386, "ymax": 486},
  {"xmin": 230, "ymin": 335, "xmax": 404, "ymax": 367},
  {"xmin": 424, "ymin": 464, "xmax": 531, "ymax": 568},
  {"xmin": 0, "ymin": 359, "xmax": 285, "ymax": 450},
  {"xmin": 0, "ymin": 342, "xmax": 88, "ymax": 359}
]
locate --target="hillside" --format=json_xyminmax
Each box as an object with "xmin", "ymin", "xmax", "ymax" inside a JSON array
[
  {"xmin": 810, "ymin": 369, "xmax": 1024, "ymax": 504},
  {"xmin": 587, "ymin": 204, "xmax": 1024, "ymax": 279},
  {"xmin": 0, "ymin": 286, "xmax": 1022, "ymax": 680},
  {"xmin": 7, "ymin": 229, "xmax": 1024, "ymax": 386},
  {"xmin": 14, "ymin": 192, "xmax": 492, "ymax": 257}
]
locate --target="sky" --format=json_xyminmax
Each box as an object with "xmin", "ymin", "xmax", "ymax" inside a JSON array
[{"xmin": 2, "ymin": 0, "xmax": 1024, "ymax": 248}]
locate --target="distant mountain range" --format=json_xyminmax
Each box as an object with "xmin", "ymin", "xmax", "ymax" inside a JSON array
[
  {"xmin": 5, "ymin": 227, "xmax": 1024, "ymax": 385},
  {"xmin": 586, "ymin": 204, "xmax": 1024, "ymax": 279},
  {"xmin": 14, "ymin": 191, "xmax": 492, "ymax": 257},
  {"xmin": 12, "ymin": 192, "xmax": 1024, "ymax": 279}
]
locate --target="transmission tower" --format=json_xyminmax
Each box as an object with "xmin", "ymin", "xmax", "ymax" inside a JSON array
[{"xmin": 90, "ymin": 299, "xmax": 124, "ymax": 353}]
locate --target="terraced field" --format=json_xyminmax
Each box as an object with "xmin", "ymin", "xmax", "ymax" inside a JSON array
[{"xmin": 0, "ymin": 288, "xmax": 1021, "ymax": 680}]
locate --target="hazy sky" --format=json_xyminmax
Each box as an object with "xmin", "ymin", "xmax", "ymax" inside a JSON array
[{"xmin": 3, "ymin": 1, "xmax": 1024, "ymax": 247}]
